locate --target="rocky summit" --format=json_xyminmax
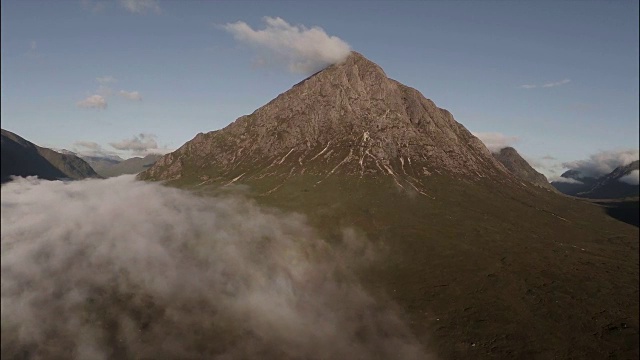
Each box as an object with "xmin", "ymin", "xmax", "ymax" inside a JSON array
[
  {"xmin": 492, "ymin": 147, "xmax": 556, "ymax": 191},
  {"xmin": 140, "ymin": 52, "xmax": 514, "ymax": 191}
]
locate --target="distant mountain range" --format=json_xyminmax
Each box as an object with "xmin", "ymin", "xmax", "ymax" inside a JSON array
[
  {"xmin": 551, "ymin": 160, "xmax": 639, "ymax": 199},
  {"xmin": 77, "ymin": 153, "xmax": 162, "ymax": 177},
  {"xmin": 1, "ymin": 129, "xmax": 99, "ymax": 183}
]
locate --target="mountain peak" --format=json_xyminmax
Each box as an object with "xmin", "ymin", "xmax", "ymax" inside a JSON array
[{"xmin": 140, "ymin": 52, "xmax": 513, "ymax": 190}]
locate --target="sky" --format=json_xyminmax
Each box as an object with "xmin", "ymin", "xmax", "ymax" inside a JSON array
[{"xmin": 1, "ymin": 0, "xmax": 638, "ymax": 178}]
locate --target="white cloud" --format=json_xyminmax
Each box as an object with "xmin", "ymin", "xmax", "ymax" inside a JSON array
[
  {"xmin": 549, "ymin": 176, "xmax": 583, "ymax": 184},
  {"xmin": 472, "ymin": 132, "xmax": 520, "ymax": 153},
  {"xmin": 96, "ymin": 75, "xmax": 117, "ymax": 84},
  {"xmin": 80, "ymin": 0, "xmax": 106, "ymax": 13},
  {"xmin": 77, "ymin": 94, "xmax": 107, "ymax": 109},
  {"xmin": 519, "ymin": 79, "xmax": 570, "ymax": 89},
  {"xmin": 619, "ymin": 170, "xmax": 639, "ymax": 185},
  {"xmin": 108, "ymin": 133, "xmax": 169, "ymax": 155},
  {"xmin": 30, "ymin": 40, "xmax": 37, "ymax": 51},
  {"xmin": 1, "ymin": 176, "xmax": 426, "ymax": 359},
  {"xmin": 222, "ymin": 16, "xmax": 352, "ymax": 74},
  {"xmin": 562, "ymin": 149, "xmax": 639, "ymax": 178},
  {"xmin": 118, "ymin": 90, "xmax": 142, "ymax": 101},
  {"xmin": 74, "ymin": 141, "xmax": 102, "ymax": 151},
  {"xmin": 119, "ymin": 0, "xmax": 160, "ymax": 14},
  {"xmin": 542, "ymin": 79, "xmax": 571, "ymax": 88}
]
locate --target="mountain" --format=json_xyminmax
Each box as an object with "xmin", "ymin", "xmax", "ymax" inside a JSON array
[
  {"xmin": 551, "ymin": 170, "xmax": 598, "ymax": 196},
  {"xmin": 88, "ymin": 154, "xmax": 162, "ymax": 177},
  {"xmin": 579, "ymin": 160, "xmax": 639, "ymax": 199},
  {"xmin": 552, "ymin": 162, "xmax": 639, "ymax": 199},
  {"xmin": 80, "ymin": 154, "xmax": 124, "ymax": 175},
  {"xmin": 491, "ymin": 147, "xmax": 556, "ymax": 191},
  {"xmin": 139, "ymin": 53, "xmax": 638, "ymax": 359},
  {"xmin": 141, "ymin": 52, "xmax": 511, "ymax": 187},
  {"xmin": 1, "ymin": 129, "xmax": 100, "ymax": 183}
]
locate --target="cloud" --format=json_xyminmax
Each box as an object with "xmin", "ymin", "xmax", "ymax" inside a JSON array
[
  {"xmin": 118, "ymin": 90, "xmax": 142, "ymax": 101},
  {"xmin": 72, "ymin": 141, "xmax": 122, "ymax": 160},
  {"xmin": 222, "ymin": 16, "xmax": 352, "ymax": 74},
  {"xmin": 542, "ymin": 155, "xmax": 556, "ymax": 161},
  {"xmin": 472, "ymin": 132, "xmax": 520, "ymax": 152},
  {"xmin": 562, "ymin": 149, "xmax": 639, "ymax": 178},
  {"xmin": 519, "ymin": 79, "xmax": 570, "ymax": 89},
  {"xmin": 120, "ymin": 0, "xmax": 160, "ymax": 14},
  {"xmin": 1, "ymin": 176, "xmax": 427, "ymax": 360},
  {"xmin": 542, "ymin": 79, "xmax": 571, "ymax": 88},
  {"xmin": 30, "ymin": 40, "xmax": 37, "ymax": 51},
  {"xmin": 77, "ymin": 94, "xmax": 107, "ymax": 109},
  {"xmin": 618, "ymin": 170, "xmax": 639, "ymax": 185},
  {"xmin": 109, "ymin": 133, "xmax": 169, "ymax": 155},
  {"xmin": 80, "ymin": 0, "xmax": 107, "ymax": 13},
  {"xmin": 74, "ymin": 141, "xmax": 102, "ymax": 151},
  {"xmin": 549, "ymin": 176, "xmax": 583, "ymax": 184},
  {"xmin": 96, "ymin": 75, "xmax": 117, "ymax": 84}
]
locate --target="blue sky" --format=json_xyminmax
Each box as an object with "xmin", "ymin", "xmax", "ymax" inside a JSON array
[{"xmin": 1, "ymin": 0, "xmax": 638, "ymax": 178}]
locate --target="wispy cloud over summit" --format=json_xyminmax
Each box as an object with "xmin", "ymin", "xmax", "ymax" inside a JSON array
[{"xmin": 222, "ymin": 16, "xmax": 351, "ymax": 74}]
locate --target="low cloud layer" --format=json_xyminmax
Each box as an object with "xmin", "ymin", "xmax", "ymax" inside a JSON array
[
  {"xmin": 1, "ymin": 176, "xmax": 426, "ymax": 359},
  {"xmin": 473, "ymin": 132, "xmax": 520, "ymax": 153},
  {"xmin": 549, "ymin": 176, "xmax": 583, "ymax": 184},
  {"xmin": 520, "ymin": 79, "xmax": 571, "ymax": 89},
  {"xmin": 562, "ymin": 149, "xmax": 639, "ymax": 178},
  {"xmin": 77, "ymin": 94, "xmax": 107, "ymax": 109},
  {"xmin": 222, "ymin": 16, "xmax": 352, "ymax": 74},
  {"xmin": 619, "ymin": 170, "xmax": 639, "ymax": 185}
]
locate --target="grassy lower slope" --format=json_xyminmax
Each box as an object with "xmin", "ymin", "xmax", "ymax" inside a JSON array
[{"xmin": 165, "ymin": 173, "xmax": 639, "ymax": 360}]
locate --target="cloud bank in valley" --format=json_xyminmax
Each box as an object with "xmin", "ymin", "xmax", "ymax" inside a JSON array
[
  {"xmin": 1, "ymin": 176, "xmax": 427, "ymax": 360},
  {"xmin": 222, "ymin": 16, "xmax": 352, "ymax": 74},
  {"xmin": 562, "ymin": 149, "xmax": 639, "ymax": 178}
]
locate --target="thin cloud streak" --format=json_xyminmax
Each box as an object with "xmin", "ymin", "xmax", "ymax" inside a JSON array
[{"xmin": 519, "ymin": 79, "xmax": 571, "ymax": 89}]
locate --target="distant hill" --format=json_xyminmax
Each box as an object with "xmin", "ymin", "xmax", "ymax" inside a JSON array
[
  {"xmin": 87, "ymin": 154, "xmax": 162, "ymax": 177},
  {"xmin": 552, "ymin": 161, "xmax": 639, "ymax": 199},
  {"xmin": 492, "ymin": 147, "xmax": 556, "ymax": 191},
  {"xmin": 1, "ymin": 129, "xmax": 100, "ymax": 183}
]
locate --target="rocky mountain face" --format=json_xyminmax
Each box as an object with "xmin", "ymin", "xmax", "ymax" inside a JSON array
[
  {"xmin": 140, "ymin": 52, "xmax": 512, "ymax": 190},
  {"xmin": 552, "ymin": 161, "xmax": 639, "ymax": 199},
  {"xmin": 492, "ymin": 147, "xmax": 556, "ymax": 191},
  {"xmin": 1, "ymin": 129, "xmax": 100, "ymax": 183}
]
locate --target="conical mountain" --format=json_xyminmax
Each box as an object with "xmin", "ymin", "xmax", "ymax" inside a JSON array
[
  {"xmin": 492, "ymin": 146, "xmax": 556, "ymax": 191},
  {"xmin": 140, "ymin": 52, "xmax": 510, "ymax": 189},
  {"xmin": 139, "ymin": 53, "xmax": 638, "ymax": 360}
]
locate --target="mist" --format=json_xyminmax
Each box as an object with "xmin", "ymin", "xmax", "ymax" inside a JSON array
[
  {"xmin": 562, "ymin": 149, "xmax": 639, "ymax": 178},
  {"xmin": 1, "ymin": 176, "xmax": 427, "ymax": 359},
  {"xmin": 222, "ymin": 16, "xmax": 351, "ymax": 74}
]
